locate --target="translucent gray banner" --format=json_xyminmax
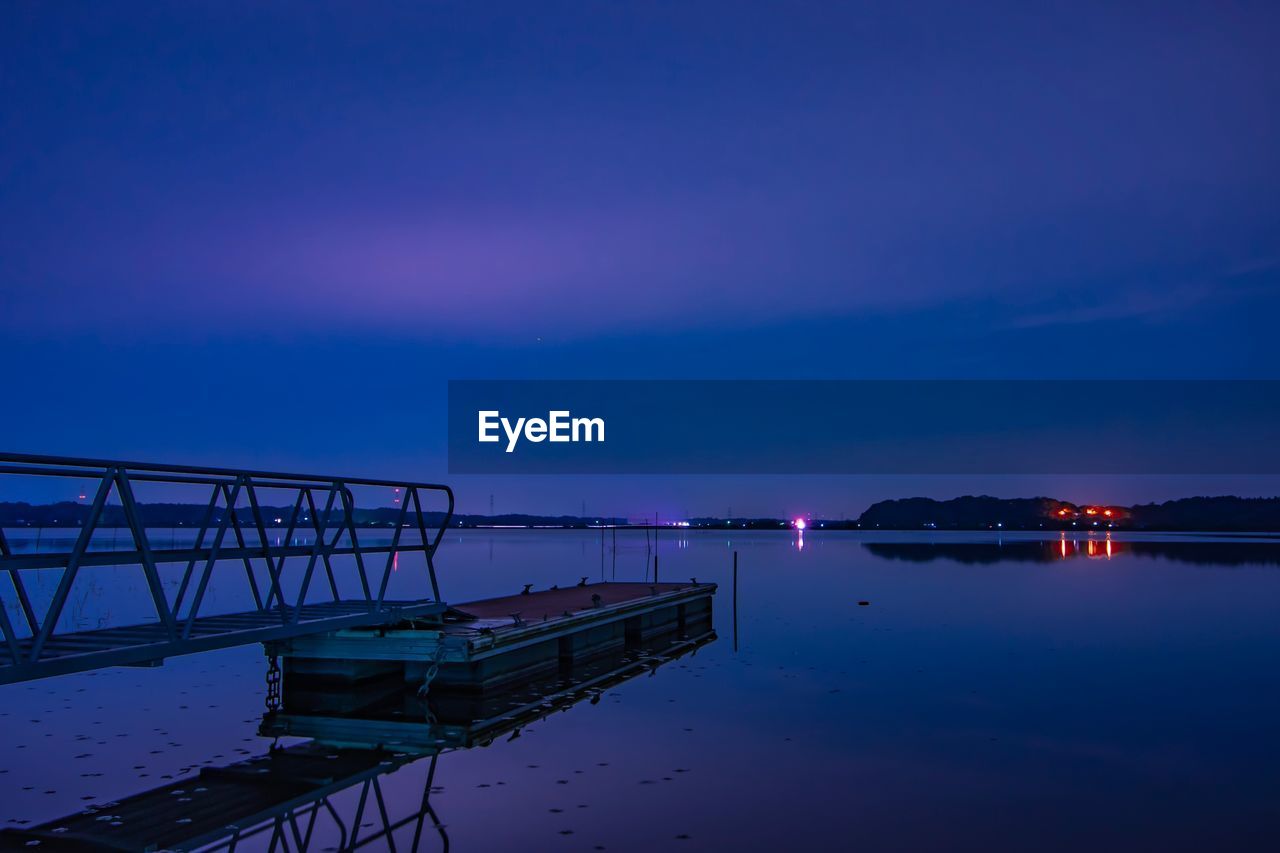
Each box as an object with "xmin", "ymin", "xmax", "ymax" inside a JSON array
[{"xmin": 447, "ymin": 380, "xmax": 1280, "ymax": 474}]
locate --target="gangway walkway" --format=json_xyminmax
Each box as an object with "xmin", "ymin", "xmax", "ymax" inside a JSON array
[{"xmin": 0, "ymin": 453, "xmax": 454, "ymax": 685}]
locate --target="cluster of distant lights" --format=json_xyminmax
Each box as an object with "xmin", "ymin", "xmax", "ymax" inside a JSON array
[
  {"xmin": 1057, "ymin": 506, "xmax": 1116, "ymax": 518},
  {"xmin": 1056, "ymin": 505, "xmax": 1121, "ymax": 527}
]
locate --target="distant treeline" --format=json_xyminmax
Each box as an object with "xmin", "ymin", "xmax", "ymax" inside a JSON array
[
  {"xmin": 2, "ymin": 495, "xmax": 1280, "ymax": 532},
  {"xmin": 0, "ymin": 501, "xmax": 612, "ymax": 530},
  {"xmin": 857, "ymin": 495, "xmax": 1280, "ymax": 532},
  {"xmin": 0, "ymin": 501, "xmax": 818, "ymax": 531}
]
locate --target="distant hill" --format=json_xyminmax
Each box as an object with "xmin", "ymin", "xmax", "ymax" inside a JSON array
[
  {"xmin": 857, "ymin": 496, "xmax": 1061, "ymax": 530},
  {"xmin": 857, "ymin": 495, "xmax": 1280, "ymax": 532}
]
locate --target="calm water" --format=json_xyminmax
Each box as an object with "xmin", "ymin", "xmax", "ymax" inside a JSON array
[{"xmin": 3, "ymin": 529, "xmax": 1280, "ymax": 850}]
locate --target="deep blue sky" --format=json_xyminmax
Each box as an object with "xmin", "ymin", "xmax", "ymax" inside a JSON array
[{"xmin": 2, "ymin": 1, "xmax": 1279, "ymax": 515}]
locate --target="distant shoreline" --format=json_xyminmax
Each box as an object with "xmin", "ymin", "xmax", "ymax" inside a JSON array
[{"xmin": 4, "ymin": 495, "xmax": 1280, "ymax": 533}]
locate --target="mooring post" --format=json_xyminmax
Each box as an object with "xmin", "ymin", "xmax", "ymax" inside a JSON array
[
  {"xmin": 733, "ymin": 550, "xmax": 739, "ymax": 652},
  {"xmin": 653, "ymin": 511, "xmax": 659, "ymax": 582}
]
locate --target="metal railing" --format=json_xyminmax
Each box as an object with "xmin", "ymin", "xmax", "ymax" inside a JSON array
[{"xmin": 0, "ymin": 452, "xmax": 454, "ymax": 678}]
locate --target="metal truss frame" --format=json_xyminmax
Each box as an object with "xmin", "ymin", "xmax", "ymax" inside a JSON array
[{"xmin": 0, "ymin": 453, "xmax": 454, "ymax": 684}]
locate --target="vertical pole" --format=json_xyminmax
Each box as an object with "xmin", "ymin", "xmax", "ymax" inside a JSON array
[
  {"xmin": 612, "ymin": 522, "xmax": 616, "ymax": 581},
  {"xmin": 653, "ymin": 511, "xmax": 658, "ymax": 582},
  {"xmin": 645, "ymin": 526, "xmax": 651, "ymax": 581},
  {"xmin": 733, "ymin": 550, "xmax": 739, "ymax": 653}
]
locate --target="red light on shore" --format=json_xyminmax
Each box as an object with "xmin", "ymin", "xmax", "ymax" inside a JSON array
[
  {"xmin": 794, "ymin": 518, "xmax": 806, "ymax": 531},
  {"xmin": 1103, "ymin": 509, "xmax": 1112, "ymax": 517}
]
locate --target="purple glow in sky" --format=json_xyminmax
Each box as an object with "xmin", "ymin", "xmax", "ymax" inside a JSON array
[{"xmin": 2, "ymin": 1, "xmax": 1279, "ymax": 513}]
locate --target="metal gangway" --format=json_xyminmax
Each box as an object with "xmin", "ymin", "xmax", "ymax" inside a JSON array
[{"xmin": 0, "ymin": 453, "xmax": 454, "ymax": 685}]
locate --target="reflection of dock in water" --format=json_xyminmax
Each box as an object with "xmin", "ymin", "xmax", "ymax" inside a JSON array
[
  {"xmin": 1, "ymin": 596, "xmax": 716, "ymax": 851},
  {"xmin": 268, "ymin": 626, "xmax": 716, "ymax": 755},
  {"xmin": 3, "ymin": 743, "xmax": 446, "ymax": 852}
]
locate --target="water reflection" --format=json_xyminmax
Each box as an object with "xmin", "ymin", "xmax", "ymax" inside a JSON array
[
  {"xmin": 5, "ymin": 530, "xmax": 1280, "ymax": 851},
  {"xmin": 2, "ymin": 630, "xmax": 715, "ymax": 851},
  {"xmin": 863, "ymin": 536, "xmax": 1280, "ymax": 566}
]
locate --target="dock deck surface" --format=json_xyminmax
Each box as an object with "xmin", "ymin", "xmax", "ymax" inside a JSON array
[
  {"xmin": 452, "ymin": 581, "xmax": 699, "ymax": 622},
  {"xmin": 274, "ymin": 582, "xmax": 717, "ymax": 685}
]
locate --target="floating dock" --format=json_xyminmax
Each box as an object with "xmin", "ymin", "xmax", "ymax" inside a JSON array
[
  {"xmin": 270, "ymin": 581, "xmax": 715, "ymax": 691},
  {"xmin": 267, "ymin": 627, "xmax": 717, "ymax": 754}
]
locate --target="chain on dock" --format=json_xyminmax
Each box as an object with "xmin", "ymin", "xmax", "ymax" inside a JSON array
[
  {"xmin": 416, "ymin": 636, "xmax": 447, "ymax": 701},
  {"xmin": 265, "ymin": 654, "xmax": 281, "ymax": 713}
]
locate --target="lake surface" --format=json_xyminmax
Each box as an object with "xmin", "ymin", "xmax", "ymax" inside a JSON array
[{"xmin": 3, "ymin": 529, "xmax": 1280, "ymax": 850}]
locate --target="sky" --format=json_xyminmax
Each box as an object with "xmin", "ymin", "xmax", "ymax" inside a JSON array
[{"xmin": 2, "ymin": 1, "xmax": 1279, "ymax": 515}]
